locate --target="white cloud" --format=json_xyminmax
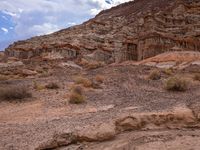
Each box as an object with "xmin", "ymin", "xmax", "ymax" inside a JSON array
[
  {"xmin": 29, "ymin": 23, "xmax": 60, "ymax": 35},
  {"xmin": 0, "ymin": 0, "xmax": 132, "ymax": 43},
  {"xmin": 2, "ymin": 10, "xmax": 17, "ymax": 17},
  {"xmin": 90, "ymin": 8, "xmax": 101, "ymax": 15},
  {"xmin": 1, "ymin": 27, "xmax": 8, "ymax": 34},
  {"xmin": 89, "ymin": 0, "xmax": 132, "ymax": 15},
  {"xmin": 67, "ymin": 22, "xmax": 77, "ymax": 26}
]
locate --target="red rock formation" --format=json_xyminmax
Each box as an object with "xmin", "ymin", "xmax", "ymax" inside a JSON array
[{"xmin": 5, "ymin": 0, "xmax": 200, "ymax": 62}]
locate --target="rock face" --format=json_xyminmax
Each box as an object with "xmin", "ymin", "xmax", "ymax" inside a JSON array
[{"xmin": 5, "ymin": 0, "xmax": 200, "ymax": 63}]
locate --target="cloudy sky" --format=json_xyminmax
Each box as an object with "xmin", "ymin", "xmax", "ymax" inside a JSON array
[{"xmin": 0, "ymin": 0, "xmax": 131, "ymax": 50}]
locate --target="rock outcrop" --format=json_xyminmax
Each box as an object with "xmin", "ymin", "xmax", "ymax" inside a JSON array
[
  {"xmin": 36, "ymin": 106, "xmax": 200, "ymax": 150},
  {"xmin": 5, "ymin": 0, "xmax": 200, "ymax": 63}
]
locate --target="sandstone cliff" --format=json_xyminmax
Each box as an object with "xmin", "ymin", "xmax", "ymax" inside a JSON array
[{"xmin": 5, "ymin": 0, "xmax": 200, "ymax": 63}]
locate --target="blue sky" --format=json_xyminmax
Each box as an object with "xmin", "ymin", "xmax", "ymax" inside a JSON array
[{"xmin": 0, "ymin": 0, "xmax": 131, "ymax": 50}]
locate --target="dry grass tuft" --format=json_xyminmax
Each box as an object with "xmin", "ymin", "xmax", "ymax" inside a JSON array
[
  {"xmin": 148, "ymin": 70, "xmax": 161, "ymax": 80},
  {"xmin": 193, "ymin": 74, "xmax": 200, "ymax": 81},
  {"xmin": 165, "ymin": 77, "xmax": 188, "ymax": 91},
  {"xmin": 69, "ymin": 85, "xmax": 85, "ymax": 104},
  {"xmin": 0, "ymin": 75, "xmax": 9, "ymax": 81},
  {"xmin": 71, "ymin": 85, "xmax": 83, "ymax": 95},
  {"xmin": 74, "ymin": 76, "xmax": 92, "ymax": 88},
  {"xmin": 45, "ymin": 82, "xmax": 60, "ymax": 89},
  {"xmin": 163, "ymin": 68, "xmax": 174, "ymax": 76},
  {"xmin": 79, "ymin": 59, "xmax": 104, "ymax": 70},
  {"xmin": 33, "ymin": 81, "xmax": 46, "ymax": 91},
  {"xmin": 86, "ymin": 62, "xmax": 104, "ymax": 70},
  {"xmin": 95, "ymin": 75, "xmax": 105, "ymax": 83},
  {"xmin": 0, "ymin": 85, "xmax": 32, "ymax": 101},
  {"xmin": 38, "ymin": 70, "xmax": 52, "ymax": 78}
]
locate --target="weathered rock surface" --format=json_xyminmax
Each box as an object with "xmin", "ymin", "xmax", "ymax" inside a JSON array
[
  {"xmin": 36, "ymin": 106, "xmax": 200, "ymax": 150},
  {"xmin": 0, "ymin": 52, "xmax": 4, "ymax": 58},
  {"xmin": 0, "ymin": 61, "xmax": 24, "ymax": 70},
  {"xmin": 139, "ymin": 51, "xmax": 200, "ymax": 69},
  {"xmin": 4, "ymin": 0, "xmax": 200, "ymax": 63},
  {"xmin": 77, "ymin": 123, "xmax": 116, "ymax": 142}
]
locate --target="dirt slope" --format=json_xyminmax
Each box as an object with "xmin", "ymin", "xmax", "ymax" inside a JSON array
[{"xmin": 0, "ymin": 62, "xmax": 200, "ymax": 149}]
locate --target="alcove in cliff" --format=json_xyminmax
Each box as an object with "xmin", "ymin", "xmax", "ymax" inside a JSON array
[{"xmin": 125, "ymin": 43, "xmax": 138, "ymax": 61}]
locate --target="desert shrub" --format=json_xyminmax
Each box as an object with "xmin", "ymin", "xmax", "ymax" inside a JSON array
[
  {"xmin": 163, "ymin": 68, "xmax": 174, "ymax": 76},
  {"xmin": 69, "ymin": 93, "xmax": 85, "ymax": 104},
  {"xmin": 193, "ymin": 74, "xmax": 200, "ymax": 81},
  {"xmin": 79, "ymin": 59, "xmax": 104, "ymax": 70},
  {"xmin": 165, "ymin": 77, "xmax": 188, "ymax": 91},
  {"xmin": 148, "ymin": 70, "xmax": 161, "ymax": 80},
  {"xmin": 33, "ymin": 81, "xmax": 45, "ymax": 91},
  {"xmin": 69, "ymin": 85, "xmax": 85, "ymax": 104},
  {"xmin": 74, "ymin": 76, "xmax": 92, "ymax": 88},
  {"xmin": 71, "ymin": 85, "xmax": 83, "ymax": 95},
  {"xmin": 95, "ymin": 75, "xmax": 104, "ymax": 83},
  {"xmin": 38, "ymin": 70, "xmax": 52, "ymax": 78},
  {"xmin": 0, "ymin": 85, "xmax": 32, "ymax": 101},
  {"xmin": 86, "ymin": 62, "xmax": 103, "ymax": 70},
  {"xmin": 45, "ymin": 82, "xmax": 60, "ymax": 89},
  {"xmin": 0, "ymin": 75, "xmax": 9, "ymax": 81}
]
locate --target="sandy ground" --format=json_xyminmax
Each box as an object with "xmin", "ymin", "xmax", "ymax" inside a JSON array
[{"xmin": 0, "ymin": 63, "xmax": 200, "ymax": 150}]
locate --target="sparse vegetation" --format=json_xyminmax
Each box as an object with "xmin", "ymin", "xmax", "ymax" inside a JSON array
[
  {"xmin": 193, "ymin": 74, "xmax": 200, "ymax": 81},
  {"xmin": 74, "ymin": 76, "xmax": 92, "ymax": 88},
  {"xmin": 33, "ymin": 81, "xmax": 45, "ymax": 91},
  {"xmin": 165, "ymin": 77, "xmax": 188, "ymax": 91},
  {"xmin": 86, "ymin": 62, "xmax": 104, "ymax": 70},
  {"xmin": 71, "ymin": 85, "xmax": 83, "ymax": 95},
  {"xmin": 38, "ymin": 70, "xmax": 52, "ymax": 78},
  {"xmin": 69, "ymin": 85, "xmax": 85, "ymax": 104},
  {"xmin": 148, "ymin": 70, "xmax": 161, "ymax": 80},
  {"xmin": 45, "ymin": 82, "xmax": 60, "ymax": 89},
  {"xmin": 79, "ymin": 59, "xmax": 104, "ymax": 70},
  {"xmin": 0, "ymin": 85, "xmax": 32, "ymax": 101},
  {"xmin": 0, "ymin": 75, "xmax": 9, "ymax": 81},
  {"xmin": 95, "ymin": 75, "xmax": 105, "ymax": 83},
  {"xmin": 163, "ymin": 68, "xmax": 174, "ymax": 76}
]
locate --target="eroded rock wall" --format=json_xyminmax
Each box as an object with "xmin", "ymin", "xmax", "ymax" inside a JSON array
[{"xmin": 5, "ymin": 0, "xmax": 200, "ymax": 62}]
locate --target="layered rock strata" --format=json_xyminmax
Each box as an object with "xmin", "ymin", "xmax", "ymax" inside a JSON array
[{"xmin": 5, "ymin": 0, "xmax": 200, "ymax": 63}]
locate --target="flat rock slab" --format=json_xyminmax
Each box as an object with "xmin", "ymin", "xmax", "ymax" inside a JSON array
[
  {"xmin": 156, "ymin": 61, "xmax": 176, "ymax": 69},
  {"xmin": 0, "ymin": 61, "xmax": 24, "ymax": 69},
  {"xmin": 192, "ymin": 61, "xmax": 200, "ymax": 66}
]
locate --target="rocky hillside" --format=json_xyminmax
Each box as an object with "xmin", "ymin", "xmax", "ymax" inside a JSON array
[{"xmin": 5, "ymin": 0, "xmax": 200, "ymax": 63}]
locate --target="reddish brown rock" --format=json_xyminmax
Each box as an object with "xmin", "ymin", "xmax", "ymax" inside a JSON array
[{"xmin": 5, "ymin": 0, "xmax": 200, "ymax": 63}]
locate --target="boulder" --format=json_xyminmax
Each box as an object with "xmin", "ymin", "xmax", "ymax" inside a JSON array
[
  {"xmin": 36, "ymin": 132, "xmax": 77, "ymax": 150},
  {"xmin": 22, "ymin": 69, "xmax": 37, "ymax": 76},
  {"xmin": 77, "ymin": 123, "xmax": 116, "ymax": 142},
  {"xmin": 156, "ymin": 61, "xmax": 176, "ymax": 69},
  {"xmin": 58, "ymin": 61, "xmax": 82, "ymax": 69}
]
